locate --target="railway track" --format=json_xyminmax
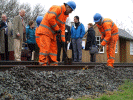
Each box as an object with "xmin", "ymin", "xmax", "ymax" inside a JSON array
[
  {"xmin": 0, "ymin": 61, "xmax": 133, "ymax": 100},
  {"xmin": 0, "ymin": 61, "xmax": 133, "ymax": 71}
]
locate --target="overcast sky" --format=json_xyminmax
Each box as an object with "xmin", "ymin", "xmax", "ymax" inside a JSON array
[{"xmin": 19, "ymin": 0, "xmax": 133, "ymax": 36}]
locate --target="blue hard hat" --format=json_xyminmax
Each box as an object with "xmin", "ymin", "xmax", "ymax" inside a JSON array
[
  {"xmin": 94, "ymin": 13, "xmax": 102, "ymax": 22},
  {"xmin": 65, "ymin": 1, "xmax": 76, "ymax": 10},
  {"xmin": 36, "ymin": 16, "xmax": 43, "ymax": 26}
]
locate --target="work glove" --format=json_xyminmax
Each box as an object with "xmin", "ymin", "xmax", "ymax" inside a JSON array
[
  {"xmin": 57, "ymin": 34, "xmax": 61, "ymax": 39},
  {"xmin": 55, "ymin": 29, "xmax": 62, "ymax": 34},
  {"xmin": 100, "ymin": 39, "xmax": 103, "ymax": 43},
  {"xmin": 56, "ymin": 29, "xmax": 62, "ymax": 39}
]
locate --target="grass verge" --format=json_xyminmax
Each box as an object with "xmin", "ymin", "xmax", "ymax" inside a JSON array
[{"xmin": 76, "ymin": 80, "xmax": 133, "ymax": 100}]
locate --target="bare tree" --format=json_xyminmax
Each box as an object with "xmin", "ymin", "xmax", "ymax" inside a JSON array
[
  {"xmin": 31, "ymin": 4, "xmax": 46, "ymax": 21},
  {"xmin": 0, "ymin": 0, "xmax": 46, "ymax": 26},
  {"xmin": 0, "ymin": 0, "xmax": 19, "ymax": 21},
  {"xmin": 116, "ymin": 19, "xmax": 133, "ymax": 36},
  {"xmin": 19, "ymin": 3, "xmax": 46, "ymax": 25}
]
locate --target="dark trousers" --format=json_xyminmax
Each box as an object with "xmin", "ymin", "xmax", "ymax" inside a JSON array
[
  {"xmin": 27, "ymin": 44, "xmax": 35, "ymax": 61},
  {"xmin": 62, "ymin": 42, "xmax": 68, "ymax": 61},
  {"xmin": 72, "ymin": 38, "xmax": 82, "ymax": 62},
  {"xmin": 57, "ymin": 38, "xmax": 67, "ymax": 62},
  {"xmin": 90, "ymin": 54, "xmax": 96, "ymax": 62},
  {"xmin": 0, "ymin": 34, "xmax": 9, "ymax": 61},
  {"xmin": 70, "ymin": 42, "xmax": 74, "ymax": 61}
]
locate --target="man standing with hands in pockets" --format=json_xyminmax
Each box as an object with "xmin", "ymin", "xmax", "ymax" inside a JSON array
[{"xmin": 13, "ymin": 9, "xmax": 25, "ymax": 61}]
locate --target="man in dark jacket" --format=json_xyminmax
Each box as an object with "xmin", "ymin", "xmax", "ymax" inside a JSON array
[
  {"xmin": 57, "ymin": 24, "xmax": 71, "ymax": 62},
  {"xmin": 0, "ymin": 14, "xmax": 13, "ymax": 61},
  {"xmin": 85, "ymin": 23, "xmax": 96, "ymax": 62}
]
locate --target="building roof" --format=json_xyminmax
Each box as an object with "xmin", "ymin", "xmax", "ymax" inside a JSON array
[{"xmin": 119, "ymin": 29, "xmax": 133, "ymax": 41}]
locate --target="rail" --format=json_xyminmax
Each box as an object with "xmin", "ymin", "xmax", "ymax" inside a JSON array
[{"xmin": 0, "ymin": 61, "xmax": 133, "ymax": 71}]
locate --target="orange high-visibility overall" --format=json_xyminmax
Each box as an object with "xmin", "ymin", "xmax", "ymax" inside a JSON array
[
  {"xmin": 97, "ymin": 18, "xmax": 119, "ymax": 68},
  {"xmin": 36, "ymin": 4, "xmax": 68, "ymax": 66}
]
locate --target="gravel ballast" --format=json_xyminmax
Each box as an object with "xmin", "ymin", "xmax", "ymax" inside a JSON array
[{"xmin": 0, "ymin": 65, "xmax": 133, "ymax": 100}]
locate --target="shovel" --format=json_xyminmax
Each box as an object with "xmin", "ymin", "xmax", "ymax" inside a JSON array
[
  {"xmin": 62, "ymin": 44, "xmax": 73, "ymax": 65},
  {"xmin": 58, "ymin": 33, "xmax": 73, "ymax": 65},
  {"xmin": 60, "ymin": 41, "xmax": 72, "ymax": 65}
]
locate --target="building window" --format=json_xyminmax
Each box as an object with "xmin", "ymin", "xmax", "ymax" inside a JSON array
[
  {"xmin": 95, "ymin": 36, "xmax": 104, "ymax": 53},
  {"xmin": 115, "ymin": 42, "xmax": 118, "ymax": 53},
  {"xmin": 130, "ymin": 41, "xmax": 133, "ymax": 55}
]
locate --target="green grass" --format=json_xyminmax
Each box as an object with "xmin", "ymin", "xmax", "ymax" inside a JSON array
[{"xmin": 76, "ymin": 80, "xmax": 133, "ymax": 100}]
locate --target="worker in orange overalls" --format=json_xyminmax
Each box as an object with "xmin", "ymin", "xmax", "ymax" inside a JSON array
[
  {"xmin": 36, "ymin": 1, "xmax": 76, "ymax": 66},
  {"xmin": 93, "ymin": 13, "xmax": 119, "ymax": 68},
  {"xmin": 35, "ymin": 16, "xmax": 43, "ymax": 48}
]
